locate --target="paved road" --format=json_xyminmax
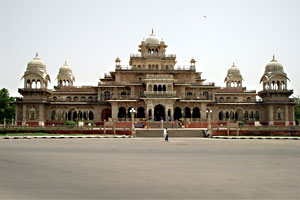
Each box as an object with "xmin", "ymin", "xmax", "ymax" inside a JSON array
[{"xmin": 0, "ymin": 138, "xmax": 299, "ymax": 199}]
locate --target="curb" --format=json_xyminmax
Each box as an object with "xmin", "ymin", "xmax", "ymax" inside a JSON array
[
  {"xmin": 0, "ymin": 135, "xmax": 131, "ymax": 140},
  {"xmin": 211, "ymin": 136, "xmax": 300, "ymax": 140}
]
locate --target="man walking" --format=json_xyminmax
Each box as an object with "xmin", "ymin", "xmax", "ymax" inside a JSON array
[{"xmin": 163, "ymin": 128, "xmax": 169, "ymax": 142}]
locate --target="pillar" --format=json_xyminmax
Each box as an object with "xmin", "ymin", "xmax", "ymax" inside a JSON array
[
  {"xmin": 131, "ymin": 86, "xmax": 135, "ymax": 98},
  {"xmin": 97, "ymin": 89, "xmax": 101, "ymax": 101},
  {"xmin": 15, "ymin": 105, "xmax": 18, "ymax": 125},
  {"xmin": 285, "ymin": 105, "xmax": 289, "ymax": 126},
  {"xmin": 269, "ymin": 105, "xmax": 273, "ymax": 126},
  {"xmin": 39, "ymin": 104, "xmax": 44, "ymax": 126},
  {"xmin": 111, "ymin": 102, "xmax": 118, "ymax": 120},
  {"xmin": 200, "ymin": 103, "xmax": 206, "ymax": 120},
  {"xmin": 22, "ymin": 104, "xmax": 26, "ymax": 126}
]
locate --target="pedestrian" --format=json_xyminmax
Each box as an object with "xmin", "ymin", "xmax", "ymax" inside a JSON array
[
  {"xmin": 164, "ymin": 128, "xmax": 169, "ymax": 142},
  {"xmin": 171, "ymin": 120, "xmax": 175, "ymax": 128}
]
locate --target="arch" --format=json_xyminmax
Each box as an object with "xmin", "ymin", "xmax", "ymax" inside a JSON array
[
  {"xmin": 225, "ymin": 111, "xmax": 229, "ymax": 120},
  {"xmin": 52, "ymin": 96, "xmax": 57, "ymax": 101},
  {"xmin": 187, "ymin": 92, "xmax": 193, "ymax": 96},
  {"xmin": 74, "ymin": 96, "xmax": 79, "ymax": 101},
  {"xmin": 173, "ymin": 107, "xmax": 182, "ymax": 121},
  {"xmin": 203, "ymin": 91, "xmax": 209, "ymax": 100},
  {"xmin": 230, "ymin": 111, "xmax": 234, "ymax": 120},
  {"xmin": 255, "ymin": 111, "xmax": 260, "ymax": 121},
  {"xmin": 158, "ymin": 85, "xmax": 162, "ymax": 91},
  {"xmin": 184, "ymin": 107, "xmax": 191, "ymax": 118},
  {"xmin": 32, "ymin": 80, "xmax": 37, "ymax": 88},
  {"xmin": 120, "ymin": 91, "xmax": 127, "ymax": 97},
  {"xmin": 37, "ymin": 80, "xmax": 41, "ymax": 88},
  {"xmin": 244, "ymin": 111, "xmax": 249, "ymax": 120},
  {"xmin": 192, "ymin": 107, "xmax": 200, "ymax": 118},
  {"xmin": 137, "ymin": 107, "xmax": 145, "ymax": 118},
  {"xmin": 154, "ymin": 104, "xmax": 165, "ymax": 121},
  {"xmin": 154, "ymin": 85, "xmax": 157, "ymax": 91},
  {"xmin": 118, "ymin": 107, "xmax": 126, "ymax": 118},
  {"xmin": 88, "ymin": 96, "xmax": 93, "ymax": 102},
  {"xmin": 73, "ymin": 111, "xmax": 78, "ymax": 120},
  {"xmin": 148, "ymin": 84, "xmax": 152, "ymax": 91},
  {"xmin": 104, "ymin": 91, "xmax": 111, "ymax": 100},
  {"xmin": 219, "ymin": 111, "xmax": 224, "ymax": 121},
  {"xmin": 26, "ymin": 79, "xmax": 31, "ymax": 88},
  {"xmin": 79, "ymin": 111, "xmax": 83, "ymax": 120},
  {"xmin": 236, "ymin": 108, "xmax": 243, "ymax": 121},
  {"xmin": 80, "ymin": 96, "xmax": 86, "ymax": 101},
  {"xmin": 249, "ymin": 111, "xmax": 254, "ymax": 120},
  {"xmin": 219, "ymin": 97, "xmax": 224, "ymax": 102},
  {"xmin": 167, "ymin": 85, "xmax": 172, "ymax": 91},
  {"xmin": 233, "ymin": 97, "xmax": 238, "ymax": 102},
  {"xmin": 67, "ymin": 111, "xmax": 72, "ymax": 120},
  {"xmin": 89, "ymin": 111, "xmax": 94, "ymax": 120},
  {"xmin": 83, "ymin": 111, "xmax": 88, "ymax": 120},
  {"xmin": 163, "ymin": 85, "xmax": 166, "ymax": 91},
  {"xmin": 51, "ymin": 110, "xmax": 56, "ymax": 120},
  {"xmin": 226, "ymin": 97, "xmax": 231, "ymax": 102}
]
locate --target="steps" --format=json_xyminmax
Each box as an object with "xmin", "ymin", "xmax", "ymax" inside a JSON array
[{"xmin": 136, "ymin": 129, "xmax": 205, "ymax": 137}]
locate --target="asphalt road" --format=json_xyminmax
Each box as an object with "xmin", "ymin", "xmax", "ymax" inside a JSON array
[{"xmin": 0, "ymin": 138, "xmax": 299, "ymax": 199}]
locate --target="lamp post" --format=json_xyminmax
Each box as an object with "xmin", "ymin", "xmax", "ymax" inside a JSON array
[
  {"xmin": 130, "ymin": 108, "xmax": 136, "ymax": 137},
  {"xmin": 206, "ymin": 109, "xmax": 212, "ymax": 137}
]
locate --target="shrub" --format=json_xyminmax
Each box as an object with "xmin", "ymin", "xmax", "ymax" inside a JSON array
[
  {"xmin": 0, "ymin": 128, "xmax": 8, "ymax": 134},
  {"xmin": 64, "ymin": 120, "xmax": 76, "ymax": 127},
  {"xmin": 87, "ymin": 120, "xmax": 94, "ymax": 126},
  {"xmin": 238, "ymin": 121, "xmax": 245, "ymax": 126}
]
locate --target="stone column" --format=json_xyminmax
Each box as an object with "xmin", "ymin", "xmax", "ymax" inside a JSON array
[
  {"xmin": 165, "ymin": 107, "xmax": 168, "ymax": 121},
  {"xmin": 269, "ymin": 105, "xmax": 273, "ymax": 126},
  {"xmin": 39, "ymin": 104, "xmax": 44, "ymax": 126},
  {"xmin": 97, "ymin": 88, "xmax": 101, "ymax": 101},
  {"xmin": 200, "ymin": 103, "xmax": 206, "ymax": 120},
  {"xmin": 285, "ymin": 105, "xmax": 289, "ymax": 126},
  {"xmin": 111, "ymin": 102, "xmax": 118, "ymax": 120},
  {"xmin": 131, "ymin": 86, "xmax": 135, "ymax": 98},
  {"xmin": 22, "ymin": 104, "xmax": 26, "ymax": 126},
  {"xmin": 15, "ymin": 105, "xmax": 18, "ymax": 125},
  {"xmin": 291, "ymin": 106, "xmax": 295, "ymax": 125}
]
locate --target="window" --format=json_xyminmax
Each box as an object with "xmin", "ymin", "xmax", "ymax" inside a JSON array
[{"xmin": 29, "ymin": 107, "xmax": 36, "ymax": 120}]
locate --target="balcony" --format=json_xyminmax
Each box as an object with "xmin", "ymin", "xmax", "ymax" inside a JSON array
[
  {"xmin": 145, "ymin": 74, "xmax": 174, "ymax": 80},
  {"xmin": 144, "ymin": 91, "xmax": 177, "ymax": 98}
]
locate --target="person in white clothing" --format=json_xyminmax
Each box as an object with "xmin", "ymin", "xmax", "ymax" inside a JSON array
[{"xmin": 163, "ymin": 128, "xmax": 168, "ymax": 141}]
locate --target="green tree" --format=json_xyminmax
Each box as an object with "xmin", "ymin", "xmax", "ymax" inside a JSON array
[
  {"xmin": 293, "ymin": 96, "xmax": 300, "ymax": 125},
  {"xmin": 0, "ymin": 88, "xmax": 15, "ymax": 124}
]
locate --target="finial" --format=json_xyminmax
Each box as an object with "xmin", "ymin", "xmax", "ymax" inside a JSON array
[
  {"xmin": 35, "ymin": 52, "xmax": 38, "ymax": 57},
  {"xmin": 152, "ymin": 28, "xmax": 154, "ymax": 35},
  {"xmin": 64, "ymin": 60, "xmax": 67, "ymax": 65},
  {"xmin": 271, "ymin": 54, "xmax": 277, "ymax": 62},
  {"xmin": 232, "ymin": 62, "xmax": 235, "ymax": 67}
]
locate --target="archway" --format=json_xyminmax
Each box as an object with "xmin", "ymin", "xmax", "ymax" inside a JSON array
[
  {"xmin": 118, "ymin": 107, "xmax": 126, "ymax": 119},
  {"xmin": 173, "ymin": 107, "xmax": 182, "ymax": 121},
  {"xmin": 137, "ymin": 107, "xmax": 145, "ymax": 118},
  {"xmin": 154, "ymin": 104, "xmax": 165, "ymax": 121},
  {"xmin": 192, "ymin": 107, "xmax": 200, "ymax": 118},
  {"xmin": 101, "ymin": 108, "xmax": 111, "ymax": 121},
  {"xmin": 184, "ymin": 107, "xmax": 191, "ymax": 118}
]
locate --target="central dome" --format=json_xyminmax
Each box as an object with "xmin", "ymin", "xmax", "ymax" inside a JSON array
[
  {"xmin": 145, "ymin": 29, "xmax": 160, "ymax": 45},
  {"xmin": 59, "ymin": 61, "xmax": 73, "ymax": 74},
  {"xmin": 227, "ymin": 63, "xmax": 241, "ymax": 75},
  {"xmin": 265, "ymin": 55, "xmax": 284, "ymax": 73},
  {"xmin": 26, "ymin": 52, "xmax": 46, "ymax": 72}
]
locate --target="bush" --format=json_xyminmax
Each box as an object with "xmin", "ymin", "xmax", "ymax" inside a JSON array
[
  {"xmin": 0, "ymin": 128, "xmax": 8, "ymax": 134},
  {"xmin": 238, "ymin": 121, "xmax": 245, "ymax": 126},
  {"xmin": 87, "ymin": 120, "xmax": 94, "ymax": 126},
  {"xmin": 64, "ymin": 120, "xmax": 76, "ymax": 127}
]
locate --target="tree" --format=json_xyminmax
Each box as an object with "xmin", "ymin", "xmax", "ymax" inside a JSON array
[
  {"xmin": 0, "ymin": 88, "xmax": 15, "ymax": 124},
  {"xmin": 293, "ymin": 96, "xmax": 300, "ymax": 125}
]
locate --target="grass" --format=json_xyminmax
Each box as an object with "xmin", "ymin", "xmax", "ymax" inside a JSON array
[{"xmin": 0, "ymin": 133, "xmax": 113, "ymax": 137}]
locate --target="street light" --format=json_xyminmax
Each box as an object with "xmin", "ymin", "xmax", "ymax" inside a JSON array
[
  {"xmin": 206, "ymin": 109, "xmax": 212, "ymax": 137},
  {"xmin": 130, "ymin": 108, "xmax": 136, "ymax": 137}
]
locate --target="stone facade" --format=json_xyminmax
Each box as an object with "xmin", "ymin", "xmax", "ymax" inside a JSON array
[{"xmin": 14, "ymin": 31, "xmax": 296, "ymax": 126}]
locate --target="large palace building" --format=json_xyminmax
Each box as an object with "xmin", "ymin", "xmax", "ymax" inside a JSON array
[{"xmin": 15, "ymin": 30, "xmax": 295, "ymax": 126}]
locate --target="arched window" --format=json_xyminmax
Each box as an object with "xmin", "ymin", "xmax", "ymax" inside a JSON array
[
  {"xmin": 154, "ymin": 85, "xmax": 157, "ymax": 91},
  {"xmin": 104, "ymin": 91, "xmax": 111, "ymax": 100},
  {"xmin": 89, "ymin": 111, "xmax": 94, "ymax": 120},
  {"xmin": 80, "ymin": 96, "xmax": 86, "ymax": 101},
  {"xmin": 88, "ymin": 96, "xmax": 93, "ymax": 102},
  {"xmin": 83, "ymin": 112, "xmax": 87, "ymax": 120},
  {"xmin": 244, "ymin": 111, "xmax": 249, "ymax": 120},
  {"xmin": 51, "ymin": 110, "xmax": 56, "ymax": 120},
  {"xmin": 79, "ymin": 111, "xmax": 83, "ymax": 120},
  {"xmin": 192, "ymin": 107, "xmax": 200, "ymax": 118},
  {"xmin": 219, "ymin": 97, "xmax": 224, "ymax": 102},
  {"xmin": 66, "ymin": 96, "xmax": 72, "ymax": 101},
  {"xmin": 73, "ymin": 112, "xmax": 78, "ymax": 120},
  {"xmin": 255, "ymin": 111, "xmax": 260, "ymax": 121},
  {"xmin": 158, "ymin": 85, "xmax": 162, "ymax": 91},
  {"xmin": 226, "ymin": 97, "xmax": 231, "ymax": 102},
  {"xmin": 163, "ymin": 85, "xmax": 166, "ymax": 91},
  {"xmin": 37, "ymin": 80, "xmax": 41, "ymax": 88},
  {"xmin": 203, "ymin": 91, "xmax": 209, "ymax": 100},
  {"xmin": 233, "ymin": 97, "xmax": 238, "ymax": 102},
  {"xmin": 26, "ymin": 80, "xmax": 31, "ymax": 88},
  {"xmin": 74, "ymin": 96, "xmax": 79, "ymax": 101},
  {"xmin": 121, "ymin": 92, "xmax": 127, "ymax": 97},
  {"xmin": 137, "ymin": 107, "xmax": 145, "ymax": 118},
  {"xmin": 118, "ymin": 107, "xmax": 126, "ymax": 118},
  {"xmin": 52, "ymin": 96, "xmax": 57, "ymax": 101},
  {"xmin": 184, "ymin": 107, "xmax": 191, "ymax": 118},
  {"xmin": 29, "ymin": 107, "xmax": 36, "ymax": 120},
  {"xmin": 219, "ymin": 111, "xmax": 224, "ymax": 121}
]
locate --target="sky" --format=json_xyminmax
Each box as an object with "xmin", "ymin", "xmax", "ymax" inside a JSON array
[{"xmin": 0, "ymin": 0, "xmax": 300, "ymax": 97}]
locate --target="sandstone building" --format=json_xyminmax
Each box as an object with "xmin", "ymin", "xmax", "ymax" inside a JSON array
[{"xmin": 15, "ymin": 31, "xmax": 295, "ymax": 126}]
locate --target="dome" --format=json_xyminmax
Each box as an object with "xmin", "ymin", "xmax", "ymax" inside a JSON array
[
  {"xmin": 145, "ymin": 29, "xmax": 160, "ymax": 45},
  {"xmin": 265, "ymin": 55, "xmax": 284, "ymax": 73},
  {"xmin": 59, "ymin": 61, "xmax": 73, "ymax": 74},
  {"xmin": 227, "ymin": 62, "xmax": 241, "ymax": 75},
  {"xmin": 26, "ymin": 52, "xmax": 46, "ymax": 72}
]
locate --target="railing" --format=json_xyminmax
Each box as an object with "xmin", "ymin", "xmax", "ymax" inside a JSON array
[
  {"xmin": 174, "ymin": 65, "xmax": 192, "ymax": 70},
  {"xmin": 215, "ymin": 99, "xmax": 259, "ymax": 103},
  {"xmin": 116, "ymin": 65, "xmax": 132, "ymax": 70},
  {"xmin": 202, "ymin": 82, "xmax": 215, "ymax": 86},
  {"xmin": 144, "ymin": 91, "xmax": 177, "ymax": 98},
  {"xmin": 145, "ymin": 74, "xmax": 174, "ymax": 79},
  {"xmin": 184, "ymin": 96, "xmax": 213, "ymax": 100},
  {"xmin": 130, "ymin": 53, "xmax": 176, "ymax": 58}
]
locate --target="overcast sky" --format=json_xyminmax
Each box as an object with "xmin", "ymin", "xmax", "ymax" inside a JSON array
[{"xmin": 0, "ymin": 0, "xmax": 299, "ymax": 97}]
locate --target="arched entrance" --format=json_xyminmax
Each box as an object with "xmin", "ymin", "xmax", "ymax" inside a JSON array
[
  {"xmin": 173, "ymin": 107, "xmax": 182, "ymax": 121},
  {"xmin": 101, "ymin": 108, "xmax": 111, "ymax": 121},
  {"xmin": 154, "ymin": 104, "xmax": 165, "ymax": 121}
]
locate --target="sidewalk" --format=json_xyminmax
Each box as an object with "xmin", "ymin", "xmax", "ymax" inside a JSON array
[{"xmin": 211, "ymin": 136, "xmax": 300, "ymax": 140}]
